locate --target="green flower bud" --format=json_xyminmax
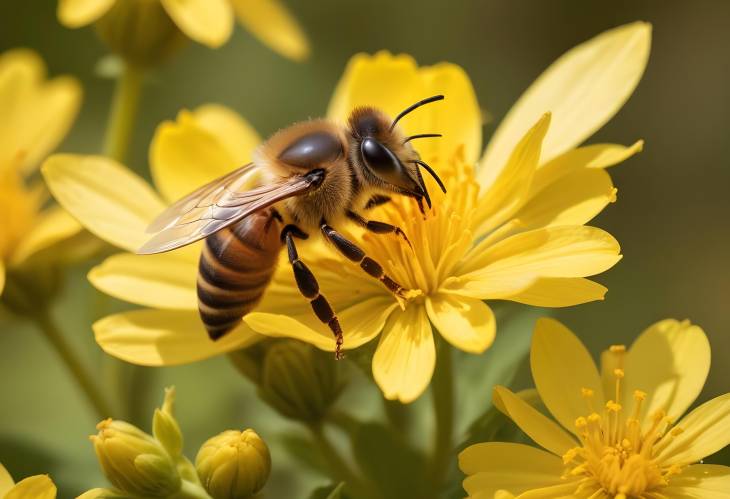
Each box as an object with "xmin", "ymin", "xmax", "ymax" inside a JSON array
[
  {"xmin": 196, "ymin": 429, "xmax": 271, "ymax": 499},
  {"xmin": 259, "ymin": 341, "xmax": 346, "ymax": 423},
  {"xmin": 153, "ymin": 387, "xmax": 183, "ymax": 459},
  {"xmin": 91, "ymin": 419, "xmax": 181, "ymax": 497},
  {"xmin": 94, "ymin": 0, "xmax": 187, "ymax": 67}
]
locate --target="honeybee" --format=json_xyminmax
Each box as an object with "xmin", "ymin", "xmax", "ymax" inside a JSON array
[{"xmin": 138, "ymin": 95, "xmax": 446, "ymax": 359}]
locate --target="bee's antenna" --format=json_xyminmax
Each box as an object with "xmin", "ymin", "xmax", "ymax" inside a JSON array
[
  {"xmin": 403, "ymin": 133, "xmax": 442, "ymax": 144},
  {"xmin": 412, "ymin": 160, "xmax": 447, "ymax": 194},
  {"xmin": 390, "ymin": 95, "xmax": 444, "ymax": 131}
]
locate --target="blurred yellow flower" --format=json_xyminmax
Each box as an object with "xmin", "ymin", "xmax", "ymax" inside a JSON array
[
  {"xmin": 460, "ymin": 318, "xmax": 730, "ymax": 498},
  {"xmin": 0, "ymin": 49, "xmax": 82, "ymax": 297},
  {"xmin": 57, "ymin": 0, "xmax": 310, "ymax": 59},
  {"xmin": 43, "ymin": 23, "xmax": 649, "ymax": 404},
  {"xmin": 0, "ymin": 463, "xmax": 57, "ymax": 499}
]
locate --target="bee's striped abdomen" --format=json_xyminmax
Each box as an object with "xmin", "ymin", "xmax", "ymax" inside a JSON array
[{"xmin": 197, "ymin": 211, "xmax": 282, "ymax": 339}]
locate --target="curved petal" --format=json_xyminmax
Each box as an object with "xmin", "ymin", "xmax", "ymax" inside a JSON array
[
  {"xmin": 231, "ymin": 0, "xmax": 310, "ymax": 61},
  {"xmin": 531, "ymin": 318, "xmax": 604, "ymax": 435},
  {"xmin": 459, "ymin": 442, "xmax": 567, "ymax": 498},
  {"xmin": 10, "ymin": 206, "xmax": 82, "ymax": 265},
  {"xmin": 160, "ymin": 0, "xmax": 233, "ymax": 48},
  {"xmin": 663, "ymin": 464, "xmax": 730, "ymax": 498},
  {"xmin": 372, "ymin": 305, "xmax": 434, "ymax": 403},
  {"xmin": 57, "ymin": 0, "xmax": 116, "ymax": 27},
  {"xmin": 479, "ymin": 22, "xmax": 651, "ymax": 187},
  {"xmin": 42, "ymin": 154, "xmax": 166, "ymax": 252},
  {"xmin": 425, "ymin": 294, "xmax": 495, "ymax": 354},
  {"xmin": 0, "ymin": 463, "xmax": 13, "ymax": 495},
  {"xmin": 655, "ymin": 393, "xmax": 730, "ymax": 466},
  {"xmin": 192, "ymin": 104, "xmax": 261, "ymax": 165},
  {"xmin": 0, "ymin": 261, "xmax": 5, "ymax": 296},
  {"xmin": 493, "ymin": 386, "xmax": 577, "ymax": 456},
  {"xmin": 505, "ymin": 277, "xmax": 607, "ymax": 307},
  {"xmin": 93, "ymin": 309, "xmax": 259, "ymax": 366},
  {"xmin": 88, "ymin": 252, "xmax": 198, "ymax": 310},
  {"xmin": 623, "ymin": 319, "xmax": 711, "ymax": 424},
  {"xmin": 5, "ymin": 475, "xmax": 56, "ymax": 499}
]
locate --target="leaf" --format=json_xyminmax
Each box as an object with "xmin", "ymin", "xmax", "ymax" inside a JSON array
[
  {"xmin": 308, "ymin": 482, "xmax": 347, "ymax": 499},
  {"xmin": 279, "ymin": 433, "xmax": 330, "ymax": 475}
]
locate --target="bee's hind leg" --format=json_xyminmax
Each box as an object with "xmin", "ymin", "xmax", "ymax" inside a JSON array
[
  {"xmin": 282, "ymin": 224, "xmax": 344, "ymax": 360},
  {"xmin": 347, "ymin": 210, "xmax": 412, "ymax": 249}
]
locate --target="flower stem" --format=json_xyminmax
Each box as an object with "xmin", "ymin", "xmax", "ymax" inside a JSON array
[
  {"xmin": 308, "ymin": 424, "xmax": 370, "ymax": 499},
  {"xmin": 103, "ymin": 62, "xmax": 143, "ymax": 164},
  {"xmin": 35, "ymin": 313, "xmax": 113, "ymax": 421},
  {"xmin": 430, "ymin": 338, "xmax": 454, "ymax": 488}
]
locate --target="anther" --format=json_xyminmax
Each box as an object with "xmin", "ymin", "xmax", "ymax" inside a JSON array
[
  {"xmin": 610, "ymin": 345, "xmax": 626, "ymax": 353},
  {"xmin": 634, "ymin": 390, "xmax": 646, "ymax": 401},
  {"xmin": 581, "ymin": 388, "xmax": 594, "ymax": 398},
  {"xmin": 671, "ymin": 427, "xmax": 684, "ymax": 437},
  {"xmin": 613, "ymin": 368, "xmax": 625, "ymax": 379}
]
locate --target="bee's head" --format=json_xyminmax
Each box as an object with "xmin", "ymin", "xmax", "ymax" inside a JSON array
[{"xmin": 348, "ymin": 95, "xmax": 446, "ymax": 208}]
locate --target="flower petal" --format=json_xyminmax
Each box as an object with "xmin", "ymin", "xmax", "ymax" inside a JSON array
[
  {"xmin": 93, "ymin": 309, "xmax": 259, "ymax": 366},
  {"xmin": 623, "ymin": 319, "xmax": 711, "ymax": 424},
  {"xmin": 5, "ymin": 475, "xmax": 56, "ymax": 499},
  {"xmin": 57, "ymin": 0, "xmax": 116, "ymax": 28},
  {"xmin": 655, "ymin": 393, "xmax": 730, "ymax": 466},
  {"xmin": 0, "ymin": 261, "xmax": 5, "ymax": 296},
  {"xmin": 42, "ymin": 154, "xmax": 166, "ymax": 252},
  {"xmin": 231, "ymin": 0, "xmax": 310, "ymax": 61},
  {"xmin": 459, "ymin": 442, "xmax": 567, "ymax": 498},
  {"xmin": 493, "ymin": 386, "xmax": 577, "ymax": 456},
  {"xmin": 192, "ymin": 104, "xmax": 261, "ymax": 165},
  {"xmin": 10, "ymin": 206, "xmax": 82, "ymax": 265},
  {"xmin": 0, "ymin": 463, "xmax": 13, "ymax": 495},
  {"xmin": 425, "ymin": 294, "xmax": 495, "ymax": 354},
  {"xmin": 506, "ymin": 277, "xmax": 607, "ymax": 307},
  {"xmin": 160, "ymin": 0, "xmax": 233, "ymax": 48},
  {"xmin": 663, "ymin": 464, "xmax": 730, "ymax": 498},
  {"xmin": 89, "ymin": 252, "xmax": 198, "ymax": 310},
  {"xmin": 372, "ymin": 305, "xmax": 435, "ymax": 403},
  {"xmin": 531, "ymin": 318, "xmax": 605, "ymax": 435},
  {"xmin": 479, "ymin": 22, "xmax": 651, "ymax": 187}
]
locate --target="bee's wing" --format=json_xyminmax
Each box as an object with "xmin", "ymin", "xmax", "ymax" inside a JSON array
[{"xmin": 138, "ymin": 164, "xmax": 316, "ymax": 254}]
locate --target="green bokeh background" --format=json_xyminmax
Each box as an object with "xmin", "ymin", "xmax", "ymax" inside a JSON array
[{"xmin": 2, "ymin": 0, "xmax": 729, "ymax": 497}]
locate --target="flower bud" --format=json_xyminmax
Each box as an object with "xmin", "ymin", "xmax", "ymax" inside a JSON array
[
  {"xmin": 153, "ymin": 387, "xmax": 183, "ymax": 459},
  {"xmin": 94, "ymin": 0, "xmax": 187, "ymax": 67},
  {"xmin": 196, "ymin": 429, "xmax": 271, "ymax": 499},
  {"xmin": 91, "ymin": 419, "xmax": 181, "ymax": 497},
  {"xmin": 258, "ymin": 341, "xmax": 346, "ymax": 423}
]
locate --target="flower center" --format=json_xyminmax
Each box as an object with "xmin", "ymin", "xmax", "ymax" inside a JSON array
[{"xmin": 562, "ymin": 346, "xmax": 684, "ymax": 498}]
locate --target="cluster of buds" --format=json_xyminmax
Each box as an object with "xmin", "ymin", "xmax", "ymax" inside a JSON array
[{"xmin": 85, "ymin": 388, "xmax": 270, "ymax": 499}]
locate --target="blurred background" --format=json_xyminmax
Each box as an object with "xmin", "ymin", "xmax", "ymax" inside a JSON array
[{"xmin": 1, "ymin": 0, "xmax": 729, "ymax": 496}]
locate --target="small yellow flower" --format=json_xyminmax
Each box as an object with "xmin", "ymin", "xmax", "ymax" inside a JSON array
[
  {"xmin": 459, "ymin": 318, "xmax": 730, "ymax": 498},
  {"xmin": 0, "ymin": 462, "xmax": 57, "ymax": 499},
  {"xmin": 0, "ymin": 48, "xmax": 83, "ymax": 297},
  {"xmin": 57, "ymin": 0, "xmax": 310, "ymax": 59}
]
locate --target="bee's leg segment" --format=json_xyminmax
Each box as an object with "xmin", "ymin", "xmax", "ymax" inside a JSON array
[
  {"xmin": 364, "ymin": 194, "xmax": 391, "ymax": 210},
  {"xmin": 281, "ymin": 225, "xmax": 344, "ymax": 360},
  {"xmin": 320, "ymin": 221, "xmax": 407, "ymax": 298},
  {"xmin": 346, "ymin": 210, "xmax": 412, "ymax": 249}
]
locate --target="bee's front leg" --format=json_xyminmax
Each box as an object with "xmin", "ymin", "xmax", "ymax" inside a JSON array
[{"xmin": 346, "ymin": 210, "xmax": 412, "ymax": 249}]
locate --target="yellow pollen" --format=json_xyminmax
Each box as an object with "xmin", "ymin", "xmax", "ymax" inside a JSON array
[
  {"xmin": 634, "ymin": 390, "xmax": 646, "ymax": 401},
  {"xmin": 610, "ymin": 345, "xmax": 626, "ymax": 353},
  {"xmin": 575, "ymin": 416, "xmax": 588, "ymax": 429},
  {"xmin": 613, "ymin": 368, "xmax": 625, "ymax": 379},
  {"xmin": 671, "ymin": 427, "xmax": 684, "ymax": 437},
  {"xmin": 581, "ymin": 388, "xmax": 595, "ymax": 398}
]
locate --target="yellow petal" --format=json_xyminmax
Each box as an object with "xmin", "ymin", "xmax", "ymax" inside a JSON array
[
  {"xmin": 150, "ymin": 110, "xmax": 241, "ymax": 202},
  {"xmin": 89, "ymin": 252, "xmax": 198, "ymax": 310},
  {"xmin": 76, "ymin": 489, "xmax": 108, "ymax": 499},
  {"xmin": 0, "ymin": 463, "xmax": 14, "ymax": 495},
  {"xmin": 459, "ymin": 442, "xmax": 566, "ymax": 498},
  {"xmin": 506, "ymin": 277, "xmax": 607, "ymax": 307},
  {"xmin": 530, "ymin": 318, "xmax": 605, "ymax": 435},
  {"xmin": 42, "ymin": 154, "xmax": 166, "ymax": 252},
  {"xmin": 623, "ymin": 319, "xmax": 711, "ymax": 424},
  {"xmin": 474, "ymin": 113, "xmax": 550, "ymax": 237},
  {"xmin": 192, "ymin": 104, "xmax": 261, "ymax": 165},
  {"xmin": 663, "ymin": 464, "xmax": 730, "ymax": 498},
  {"xmin": 493, "ymin": 386, "xmax": 577, "ymax": 456},
  {"xmin": 451, "ymin": 226, "xmax": 621, "ymax": 299},
  {"xmin": 10, "ymin": 206, "xmax": 82, "ymax": 265},
  {"xmin": 0, "ymin": 262, "xmax": 5, "ymax": 296},
  {"xmin": 57, "ymin": 0, "xmax": 116, "ymax": 27},
  {"xmin": 5, "ymin": 475, "xmax": 56, "ymax": 499},
  {"xmin": 425, "ymin": 294, "xmax": 495, "ymax": 354},
  {"xmin": 372, "ymin": 305, "xmax": 434, "ymax": 403},
  {"xmin": 655, "ymin": 393, "xmax": 730, "ymax": 466},
  {"xmin": 160, "ymin": 0, "xmax": 233, "ymax": 48},
  {"xmin": 93, "ymin": 309, "xmax": 259, "ymax": 366},
  {"xmin": 479, "ymin": 22, "xmax": 651, "ymax": 187},
  {"xmin": 231, "ymin": 0, "xmax": 310, "ymax": 61}
]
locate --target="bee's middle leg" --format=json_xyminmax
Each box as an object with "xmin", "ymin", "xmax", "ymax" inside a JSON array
[
  {"xmin": 320, "ymin": 220, "xmax": 408, "ymax": 297},
  {"xmin": 281, "ymin": 224, "xmax": 344, "ymax": 359}
]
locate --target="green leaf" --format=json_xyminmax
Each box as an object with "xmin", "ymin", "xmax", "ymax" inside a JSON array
[
  {"xmin": 307, "ymin": 482, "xmax": 347, "ymax": 499},
  {"xmin": 279, "ymin": 432, "xmax": 330, "ymax": 476}
]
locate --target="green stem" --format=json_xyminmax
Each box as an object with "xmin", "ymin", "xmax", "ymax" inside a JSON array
[
  {"xmin": 171, "ymin": 480, "xmax": 212, "ymax": 499},
  {"xmin": 308, "ymin": 424, "xmax": 369, "ymax": 499},
  {"xmin": 383, "ymin": 398, "xmax": 409, "ymax": 433},
  {"xmin": 430, "ymin": 339, "xmax": 454, "ymax": 488},
  {"xmin": 35, "ymin": 314, "xmax": 113, "ymax": 421},
  {"xmin": 103, "ymin": 62, "xmax": 143, "ymax": 163}
]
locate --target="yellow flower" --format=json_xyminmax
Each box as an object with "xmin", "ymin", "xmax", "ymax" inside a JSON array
[
  {"xmin": 0, "ymin": 462, "xmax": 57, "ymax": 499},
  {"xmin": 0, "ymin": 49, "xmax": 82, "ymax": 297},
  {"xmin": 57, "ymin": 0, "xmax": 310, "ymax": 59},
  {"xmin": 459, "ymin": 318, "xmax": 730, "ymax": 498},
  {"xmin": 43, "ymin": 23, "xmax": 648, "ymax": 402}
]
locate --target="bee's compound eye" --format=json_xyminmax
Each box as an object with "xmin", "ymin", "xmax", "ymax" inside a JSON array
[{"xmin": 361, "ymin": 138, "xmax": 400, "ymax": 176}]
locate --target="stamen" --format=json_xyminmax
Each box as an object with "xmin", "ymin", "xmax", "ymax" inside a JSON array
[{"xmin": 582, "ymin": 387, "xmax": 596, "ymax": 413}]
